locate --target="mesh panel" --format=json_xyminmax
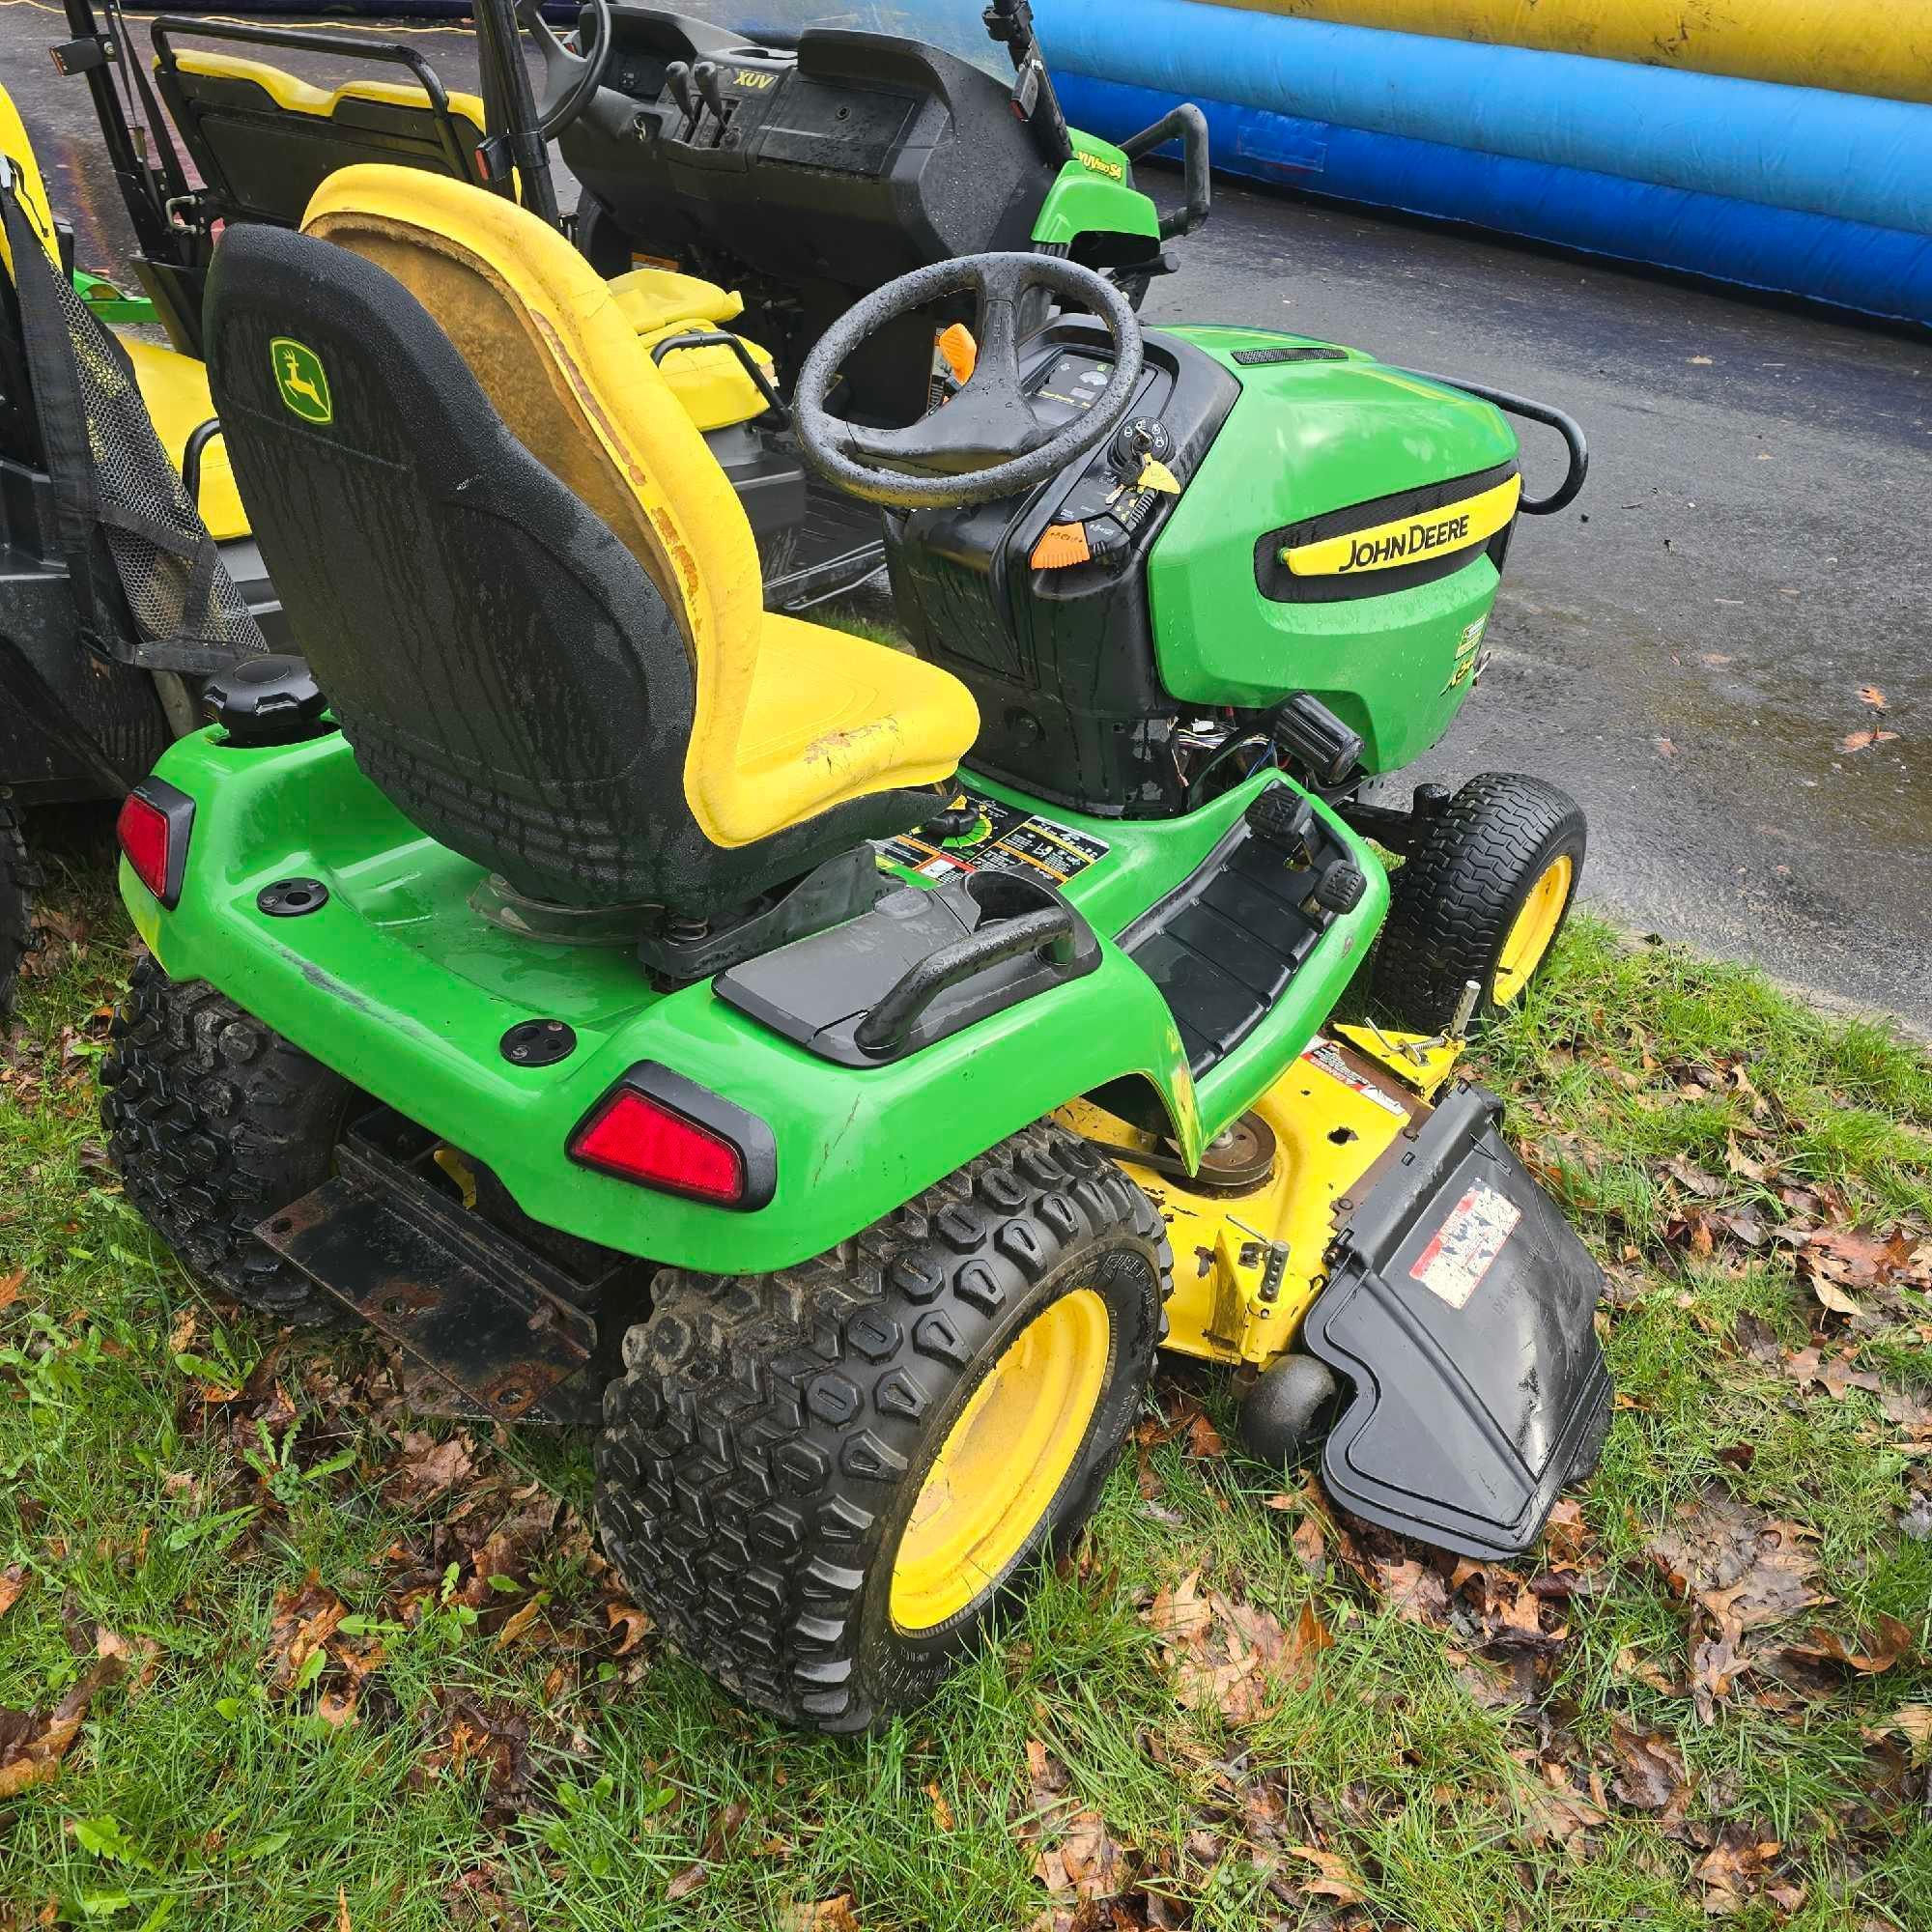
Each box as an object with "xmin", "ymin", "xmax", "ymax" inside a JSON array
[
  {"xmin": 49, "ymin": 262, "xmax": 267, "ymax": 659},
  {"xmin": 1, "ymin": 169, "xmax": 265, "ymax": 670}
]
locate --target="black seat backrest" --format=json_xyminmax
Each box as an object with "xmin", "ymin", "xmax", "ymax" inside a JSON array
[
  {"xmin": 155, "ymin": 40, "xmax": 487, "ymax": 230},
  {"xmin": 204, "ymin": 223, "xmax": 720, "ymax": 905}
]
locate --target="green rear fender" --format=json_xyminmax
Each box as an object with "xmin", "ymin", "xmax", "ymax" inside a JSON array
[{"xmin": 124, "ymin": 732, "xmax": 1382, "ymax": 1274}]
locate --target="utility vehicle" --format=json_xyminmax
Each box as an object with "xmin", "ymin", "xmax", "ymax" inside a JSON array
[
  {"xmin": 0, "ymin": 85, "xmax": 276, "ymax": 1016},
  {"xmin": 99, "ymin": 0, "xmax": 1608, "ymax": 1718},
  {"xmin": 50, "ymin": 0, "xmax": 1196, "ymax": 607}
]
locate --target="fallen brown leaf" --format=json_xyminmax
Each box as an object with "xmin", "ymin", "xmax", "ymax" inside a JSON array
[
  {"xmin": 606, "ymin": 1601, "xmax": 651, "ymax": 1656},
  {"xmin": 1608, "ymin": 1721, "xmax": 1689, "ymax": 1820},
  {"xmin": 386, "ymin": 1432, "xmax": 477, "ymax": 1501},
  {"xmin": 1646, "ymin": 1489, "xmax": 1823, "ymax": 1634},
  {"xmin": 1287, "ymin": 1844, "xmax": 1363, "ymax": 1905},
  {"xmin": 0, "ymin": 1565, "xmax": 26, "ymax": 1624},
  {"xmin": 924, "ymin": 1780, "xmax": 954, "ymax": 1832},
  {"xmin": 1856, "ymin": 685, "xmax": 1888, "ymax": 710},
  {"xmin": 0, "ymin": 1654, "xmax": 127, "ymax": 1798},
  {"xmin": 0, "ymin": 1267, "xmax": 23, "ymax": 1311},
  {"xmin": 781, "ymin": 1899, "xmax": 861, "ymax": 1932},
  {"xmin": 1839, "ymin": 726, "xmax": 1900, "ymax": 753},
  {"xmin": 337, "ymin": 1884, "xmax": 351, "ymax": 1932}
]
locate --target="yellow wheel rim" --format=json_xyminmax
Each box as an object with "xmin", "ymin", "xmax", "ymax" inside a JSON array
[
  {"xmin": 1492, "ymin": 853, "xmax": 1574, "ymax": 1006},
  {"xmin": 889, "ymin": 1288, "xmax": 1111, "ymax": 1634}
]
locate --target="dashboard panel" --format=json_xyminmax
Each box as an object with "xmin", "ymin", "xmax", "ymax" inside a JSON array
[{"xmin": 563, "ymin": 8, "xmax": 1070, "ymax": 410}]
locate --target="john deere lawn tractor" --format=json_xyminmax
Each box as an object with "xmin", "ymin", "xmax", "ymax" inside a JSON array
[
  {"xmin": 51, "ymin": 0, "xmax": 1193, "ymax": 606},
  {"xmin": 99, "ymin": 40, "xmax": 1605, "ymax": 1731}
]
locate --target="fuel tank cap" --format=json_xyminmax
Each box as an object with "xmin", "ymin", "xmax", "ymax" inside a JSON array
[{"xmin": 204, "ymin": 655, "xmax": 329, "ymax": 748}]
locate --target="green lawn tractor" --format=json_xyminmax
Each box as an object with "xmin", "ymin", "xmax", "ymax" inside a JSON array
[
  {"xmin": 51, "ymin": 0, "xmax": 1194, "ymax": 607},
  {"xmin": 99, "ymin": 150, "xmax": 1606, "ymax": 1732}
]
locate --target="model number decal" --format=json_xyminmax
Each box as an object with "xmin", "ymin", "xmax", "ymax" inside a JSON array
[
  {"xmin": 1408, "ymin": 1181, "xmax": 1520, "ymax": 1309},
  {"xmin": 732, "ymin": 68, "xmax": 777, "ymax": 88},
  {"xmin": 1283, "ymin": 473, "xmax": 1521, "ymax": 578},
  {"xmin": 1074, "ymin": 148, "xmax": 1124, "ymax": 181}
]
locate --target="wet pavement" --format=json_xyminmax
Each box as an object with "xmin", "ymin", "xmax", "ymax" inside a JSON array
[{"xmin": 4, "ymin": 8, "xmax": 1927, "ymax": 1026}]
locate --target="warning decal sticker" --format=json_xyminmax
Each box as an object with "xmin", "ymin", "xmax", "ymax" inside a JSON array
[
  {"xmin": 1408, "ymin": 1181, "xmax": 1521, "ymax": 1310},
  {"xmin": 1300, "ymin": 1038, "xmax": 1408, "ymax": 1120},
  {"xmin": 879, "ymin": 787, "xmax": 1110, "ymax": 887}
]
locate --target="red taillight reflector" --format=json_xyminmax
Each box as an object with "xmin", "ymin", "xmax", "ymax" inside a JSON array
[
  {"xmin": 116, "ymin": 781, "xmax": 192, "ymax": 907},
  {"xmin": 571, "ymin": 1089, "xmax": 745, "ymax": 1204}
]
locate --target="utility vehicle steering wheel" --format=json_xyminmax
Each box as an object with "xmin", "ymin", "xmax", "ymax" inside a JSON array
[
  {"xmin": 795, "ymin": 254, "xmax": 1144, "ymax": 510},
  {"xmin": 515, "ymin": 0, "xmax": 614, "ymax": 140}
]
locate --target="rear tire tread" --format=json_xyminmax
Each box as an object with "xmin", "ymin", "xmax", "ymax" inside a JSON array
[
  {"xmin": 595, "ymin": 1120, "xmax": 1173, "ymax": 1734},
  {"xmin": 100, "ymin": 955, "xmax": 352, "ymax": 1324}
]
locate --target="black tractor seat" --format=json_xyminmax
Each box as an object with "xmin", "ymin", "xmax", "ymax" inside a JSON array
[{"xmin": 203, "ymin": 179, "xmax": 978, "ymax": 924}]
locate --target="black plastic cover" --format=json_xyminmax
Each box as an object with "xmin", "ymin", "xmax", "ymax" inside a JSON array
[
  {"xmin": 1303, "ymin": 1085, "xmax": 1612, "ymax": 1559},
  {"xmin": 715, "ymin": 870, "xmax": 1099, "ymax": 1065}
]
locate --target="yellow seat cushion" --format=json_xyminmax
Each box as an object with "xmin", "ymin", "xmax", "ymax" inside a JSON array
[
  {"xmin": 301, "ymin": 165, "xmax": 977, "ymax": 848},
  {"xmin": 610, "ymin": 268, "xmax": 774, "ymax": 433},
  {"xmin": 741, "ymin": 614, "xmax": 979, "ymax": 814},
  {"xmin": 608, "ymin": 267, "xmax": 743, "ymax": 334},
  {"xmin": 122, "ymin": 339, "xmax": 249, "ymax": 544}
]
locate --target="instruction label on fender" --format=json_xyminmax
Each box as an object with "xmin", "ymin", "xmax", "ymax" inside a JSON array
[
  {"xmin": 1408, "ymin": 1181, "xmax": 1521, "ymax": 1310},
  {"xmin": 1301, "ymin": 1038, "xmax": 1408, "ymax": 1119},
  {"xmin": 879, "ymin": 787, "xmax": 1109, "ymax": 887}
]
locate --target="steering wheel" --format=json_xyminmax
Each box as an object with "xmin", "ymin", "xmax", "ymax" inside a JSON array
[
  {"xmin": 794, "ymin": 254, "xmax": 1144, "ymax": 510},
  {"xmin": 514, "ymin": 0, "xmax": 614, "ymax": 140}
]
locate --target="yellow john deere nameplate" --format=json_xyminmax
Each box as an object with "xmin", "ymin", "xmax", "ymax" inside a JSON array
[{"xmin": 1284, "ymin": 473, "xmax": 1521, "ymax": 578}]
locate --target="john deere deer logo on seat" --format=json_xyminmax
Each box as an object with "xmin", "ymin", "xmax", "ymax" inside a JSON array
[{"xmin": 270, "ymin": 337, "xmax": 331, "ymax": 425}]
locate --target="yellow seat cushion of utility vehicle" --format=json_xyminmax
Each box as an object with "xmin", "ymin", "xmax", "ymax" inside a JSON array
[
  {"xmin": 121, "ymin": 340, "xmax": 249, "ymax": 542},
  {"xmin": 166, "ymin": 50, "xmax": 488, "ymax": 141},
  {"xmin": 3, "ymin": 85, "xmax": 247, "ymax": 541},
  {"xmin": 610, "ymin": 267, "xmax": 776, "ymax": 432},
  {"xmin": 301, "ymin": 164, "xmax": 976, "ymax": 849}
]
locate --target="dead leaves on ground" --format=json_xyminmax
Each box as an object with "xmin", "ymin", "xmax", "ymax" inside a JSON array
[
  {"xmin": 0, "ymin": 1652, "xmax": 126, "ymax": 1799},
  {"xmin": 1143, "ymin": 1569, "xmax": 1332, "ymax": 1722}
]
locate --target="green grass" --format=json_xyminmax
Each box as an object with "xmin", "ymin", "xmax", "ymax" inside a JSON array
[{"xmin": 2, "ymin": 830, "xmax": 1928, "ymax": 1931}]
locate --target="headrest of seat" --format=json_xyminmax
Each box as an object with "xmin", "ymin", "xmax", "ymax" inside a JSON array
[{"xmin": 298, "ymin": 165, "xmax": 762, "ymax": 686}]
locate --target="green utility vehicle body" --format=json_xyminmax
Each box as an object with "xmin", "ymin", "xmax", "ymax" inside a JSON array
[
  {"xmin": 1030, "ymin": 135, "xmax": 1162, "ymax": 250},
  {"xmin": 125, "ymin": 736, "xmax": 1385, "ymax": 1276}
]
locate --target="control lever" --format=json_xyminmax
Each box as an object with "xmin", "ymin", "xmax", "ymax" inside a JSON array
[
  {"xmin": 692, "ymin": 59, "xmax": 728, "ymax": 129},
  {"xmin": 664, "ymin": 59, "xmax": 697, "ymax": 127}
]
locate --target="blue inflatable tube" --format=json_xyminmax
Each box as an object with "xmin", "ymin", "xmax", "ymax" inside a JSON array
[
  {"xmin": 1033, "ymin": 0, "xmax": 1932, "ymax": 239},
  {"xmin": 1057, "ymin": 72, "xmax": 1932, "ymax": 324}
]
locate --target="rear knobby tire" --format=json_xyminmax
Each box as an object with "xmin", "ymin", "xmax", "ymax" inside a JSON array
[
  {"xmin": 1371, "ymin": 772, "xmax": 1585, "ymax": 1033},
  {"xmin": 100, "ymin": 956, "xmax": 354, "ymax": 1324},
  {"xmin": 595, "ymin": 1121, "xmax": 1172, "ymax": 1734},
  {"xmin": 0, "ymin": 802, "xmax": 41, "ymax": 1020}
]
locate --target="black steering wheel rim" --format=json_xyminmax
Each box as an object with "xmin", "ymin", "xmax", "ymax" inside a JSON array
[
  {"xmin": 794, "ymin": 253, "xmax": 1145, "ymax": 511},
  {"xmin": 515, "ymin": 0, "xmax": 614, "ymax": 141}
]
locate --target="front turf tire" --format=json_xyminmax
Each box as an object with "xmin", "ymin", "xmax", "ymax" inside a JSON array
[
  {"xmin": 1372, "ymin": 772, "xmax": 1585, "ymax": 1033},
  {"xmin": 100, "ymin": 956, "xmax": 355, "ymax": 1325},
  {"xmin": 0, "ymin": 801, "xmax": 41, "ymax": 1020},
  {"xmin": 595, "ymin": 1122, "xmax": 1173, "ymax": 1734}
]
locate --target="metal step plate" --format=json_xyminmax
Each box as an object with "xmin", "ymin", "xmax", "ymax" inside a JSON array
[{"xmin": 256, "ymin": 1139, "xmax": 611, "ymax": 1426}]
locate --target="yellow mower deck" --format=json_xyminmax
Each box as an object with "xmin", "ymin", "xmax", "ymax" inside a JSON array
[{"xmin": 1060, "ymin": 1024, "xmax": 1461, "ymax": 1371}]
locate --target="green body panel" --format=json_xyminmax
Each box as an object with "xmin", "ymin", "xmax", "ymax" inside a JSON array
[
  {"xmin": 127, "ymin": 732, "xmax": 1382, "ymax": 1275},
  {"xmin": 1147, "ymin": 325, "xmax": 1521, "ymax": 773},
  {"xmin": 1030, "ymin": 129, "xmax": 1160, "ymax": 248},
  {"xmin": 74, "ymin": 270, "xmax": 158, "ymax": 327}
]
